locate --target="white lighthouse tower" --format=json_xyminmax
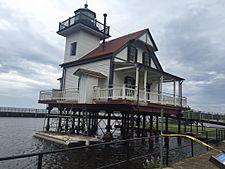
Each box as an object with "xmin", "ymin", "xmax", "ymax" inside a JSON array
[{"xmin": 57, "ymin": 4, "xmax": 110, "ymax": 63}]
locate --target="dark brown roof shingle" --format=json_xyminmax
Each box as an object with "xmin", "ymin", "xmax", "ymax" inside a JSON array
[{"xmin": 79, "ymin": 29, "xmax": 147, "ymax": 60}]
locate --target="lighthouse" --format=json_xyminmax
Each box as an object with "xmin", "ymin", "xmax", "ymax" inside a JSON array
[{"xmin": 57, "ymin": 4, "xmax": 110, "ymax": 63}]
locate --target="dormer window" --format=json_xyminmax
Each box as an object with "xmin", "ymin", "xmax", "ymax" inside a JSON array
[
  {"xmin": 70, "ymin": 42, "xmax": 77, "ymax": 56},
  {"xmin": 142, "ymin": 52, "xmax": 150, "ymax": 66},
  {"xmin": 127, "ymin": 46, "xmax": 137, "ymax": 62}
]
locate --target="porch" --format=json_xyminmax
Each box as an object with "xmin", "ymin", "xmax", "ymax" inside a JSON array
[{"xmin": 93, "ymin": 85, "xmax": 187, "ymax": 107}]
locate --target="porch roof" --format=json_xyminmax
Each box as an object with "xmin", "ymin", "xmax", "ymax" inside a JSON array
[
  {"xmin": 74, "ymin": 68, "xmax": 107, "ymax": 79},
  {"xmin": 114, "ymin": 62, "xmax": 185, "ymax": 81}
]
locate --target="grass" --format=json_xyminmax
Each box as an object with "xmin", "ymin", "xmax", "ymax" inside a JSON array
[{"xmin": 145, "ymin": 122, "xmax": 221, "ymax": 139}]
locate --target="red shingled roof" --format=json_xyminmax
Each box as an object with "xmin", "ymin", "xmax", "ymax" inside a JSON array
[
  {"xmin": 74, "ymin": 68, "xmax": 107, "ymax": 79},
  {"xmin": 79, "ymin": 29, "xmax": 147, "ymax": 60}
]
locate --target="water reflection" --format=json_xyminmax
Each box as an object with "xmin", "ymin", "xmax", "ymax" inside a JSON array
[{"xmin": 0, "ymin": 118, "xmax": 208, "ymax": 169}]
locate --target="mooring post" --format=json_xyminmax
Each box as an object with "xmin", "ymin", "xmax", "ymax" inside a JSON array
[
  {"xmin": 123, "ymin": 112, "xmax": 127, "ymax": 138},
  {"xmin": 126, "ymin": 113, "xmax": 130, "ymax": 138},
  {"xmin": 177, "ymin": 114, "xmax": 181, "ymax": 144},
  {"xmin": 206, "ymin": 131, "xmax": 209, "ymax": 151},
  {"xmin": 65, "ymin": 108, "xmax": 70, "ymax": 132},
  {"xmin": 196, "ymin": 122, "xmax": 198, "ymax": 134},
  {"xmin": 46, "ymin": 106, "xmax": 53, "ymax": 131},
  {"xmin": 126, "ymin": 139, "xmax": 130, "ymax": 169},
  {"xmin": 130, "ymin": 112, "xmax": 134, "ymax": 138},
  {"xmin": 88, "ymin": 111, "xmax": 91, "ymax": 135},
  {"xmin": 77, "ymin": 111, "xmax": 81, "ymax": 134},
  {"xmin": 156, "ymin": 114, "xmax": 159, "ymax": 141},
  {"xmin": 165, "ymin": 136, "xmax": 169, "ymax": 166},
  {"xmin": 58, "ymin": 105, "xmax": 64, "ymax": 132},
  {"xmin": 121, "ymin": 112, "xmax": 124, "ymax": 137},
  {"xmin": 37, "ymin": 154, "xmax": 43, "ymax": 169},
  {"xmin": 137, "ymin": 114, "xmax": 141, "ymax": 138},
  {"xmin": 142, "ymin": 114, "xmax": 146, "ymax": 137},
  {"xmin": 71, "ymin": 110, "xmax": 75, "ymax": 134},
  {"xmin": 191, "ymin": 139, "xmax": 194, "ymax": 157},
  {"xmin": 216, "ymin": 128, "xmax": 218, "ymax": 141},
  {"xmin": 106, "ymin": 111, "xmax": 112, "ymax": 133}
]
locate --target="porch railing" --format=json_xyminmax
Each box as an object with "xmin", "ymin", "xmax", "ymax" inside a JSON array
[
  {"xmin": 39, "ymin": 88, "xmax": 79, "ymax": 101},
  {"xmin": 93, "ymin": 85, "xmax": 187, "ymax": 107}
]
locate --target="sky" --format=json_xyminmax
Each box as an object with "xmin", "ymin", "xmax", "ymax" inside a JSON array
[{"xmin": 0, "ymin": 0, "xmax": 224, "ymax": 113}]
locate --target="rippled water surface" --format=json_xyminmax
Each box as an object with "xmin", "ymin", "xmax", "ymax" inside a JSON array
[{"xmin": 0, "ymin": 118, "xmax": 207, "ymax": 169}]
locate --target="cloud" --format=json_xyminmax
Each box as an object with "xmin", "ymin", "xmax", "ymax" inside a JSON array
[
  {"xmin": 154, "ymin": 0, "xmax": 225, "ymax": 112},
  {"xmin": 0, "ymin": 0, "xmax": 224, "ymax": 112}
]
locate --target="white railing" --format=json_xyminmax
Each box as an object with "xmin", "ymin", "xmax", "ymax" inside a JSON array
[
  {"xmin": 93, "ymin": 86, "xmax": 187, "ymax": 107},
  {"xmin": 39, "ymin": 88, "xmax": 79, "ymax": 101}
]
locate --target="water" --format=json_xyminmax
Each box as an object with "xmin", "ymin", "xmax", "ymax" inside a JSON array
[{"xmin": 0, "ymin": 118, "xmax": 208, "ymax": 169}]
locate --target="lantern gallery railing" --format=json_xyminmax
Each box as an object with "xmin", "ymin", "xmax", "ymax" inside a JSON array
[
  {"xmin": 39, "ymin": 88, "xmax": 79, "ymax": 101},
  {"xmin": 58, "ymin": 13, "xmax": 110, "ymax": 35},
  {"xmin": 93, "ymin": 85, "xmax": 187, "ymax": 107}
]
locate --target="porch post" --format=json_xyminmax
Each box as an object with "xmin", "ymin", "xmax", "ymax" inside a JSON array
[
  {"xmin": 135, "ymin": 65, "xmax": 139, "ymax": 100},
  {"xmin": 178, "ymin": 80, "xmax": 183, "ymax": 106},
  {"xmin": 144, "ymin": 70, "xmax": 147, "ymax": 101},
  {"xmin": 173, "ymin": 80, "xmax": 176, "ymax": 105},
  {"xmin": 159, "ymin": 75, "xmax": 163, "ymax": 104}
]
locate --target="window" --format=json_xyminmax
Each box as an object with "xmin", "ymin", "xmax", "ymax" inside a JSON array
[
  {"xmin": 124, "ymin": 76, "xmax": 135, "ymax": 88},
  {"xmin": 142, "ymin": 52, "xmax": 150, "ymax": 66},
  {"xmin": 127, "ymin": 46, "xmax": 137, "ymax": 62},
  {"xmin": 70, "ymin": 42, "xmax": 77, "ymax": 56}
]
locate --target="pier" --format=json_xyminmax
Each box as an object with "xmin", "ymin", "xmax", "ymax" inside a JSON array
[{"xmin": 0, "ymin": 107, "xmax": 48, "ymax": 118}]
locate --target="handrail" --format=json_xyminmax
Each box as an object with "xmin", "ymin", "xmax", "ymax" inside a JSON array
[
  {"xmin": 0, "ymin": 134, "xmax": 220, "ymax": 169},
  {"xmin": 58, "ymin": 13, "xmax": 110, "ymax": 35},
  {"xmin": 39, "ymin": 88, "xmax": 79, "ymax": 101},
  {"xmin": 0, "ymin": 107, "xmax": 47, "ymax": 113},
  {"xmin": 93, "ymin": 86, "xmax": 187, "ymax": 107}
]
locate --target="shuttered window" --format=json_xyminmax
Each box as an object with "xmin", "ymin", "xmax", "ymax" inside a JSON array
[
  {"xmin": 70, "ymin": 42, "xmax": 77, "ymax": 56},
  {"xmin": 142, "ymin": 52, "xmax": 150, "ymax": 66},
  {"xmin": 127, "ymin": 46, "xmax": 137, "ymax": 62}
]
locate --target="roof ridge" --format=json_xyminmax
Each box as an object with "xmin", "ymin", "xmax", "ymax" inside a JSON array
[
  {"xmin": 104, "ymin": 28, "xmax": 147, "ymax": 44},
  {"xmin": 78, "ymin": 28, "xmax": 148, "ymax": 61}
]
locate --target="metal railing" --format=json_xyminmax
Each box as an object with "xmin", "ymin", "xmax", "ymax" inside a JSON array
[
  {"xmin": 0, "ymin": 134, "xmax": 220, "ymax": 169},
  {"xmin": 39, "ymin": 88, "xmax": 79, "ymax": 101},
  {"xmin": 0, "ymin": 107, "xmax": 47, "ymax": 113},
  {"xmin": 93, "ymin": 85, "xmax": 187, "ymax": 107},
  {"xmin": 59, "ymin": 13, "xmax": 110, "ymax": 35}
]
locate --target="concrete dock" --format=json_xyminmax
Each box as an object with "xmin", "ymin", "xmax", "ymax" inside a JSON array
[{"xmin": 33, "ymin": 131, "xmax": 99, "ymax": 146}]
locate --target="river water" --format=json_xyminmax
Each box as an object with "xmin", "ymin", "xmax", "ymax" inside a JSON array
[{"xmin": 0, "ymin": 118, "xmax": 207, "ymax": 169}]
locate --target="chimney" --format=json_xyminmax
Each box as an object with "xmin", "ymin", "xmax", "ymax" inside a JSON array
[{"xmin": 102, "ymin": 13, "xmax": 107, "ymax": 49}]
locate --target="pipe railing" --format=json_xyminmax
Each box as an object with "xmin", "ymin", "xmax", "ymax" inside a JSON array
[
  {"xmin": 59, "ymin": 13, "xmax": 110, "ymax": 35},
  {"xmin": 39, "ymin": 88, "xmax": 79, "ymax": 101},
  {"xmin": 0, "ymin": 135, "xmax": 219, "ymax": 169}
]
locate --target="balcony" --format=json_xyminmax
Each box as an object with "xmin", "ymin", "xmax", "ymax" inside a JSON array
[
  {"xmin": 39, "ymin": 88, "xmax": 79, "ymax": 103},
  {"xmin": 58, "ymin": 13, "xmax": 110, "ymax": 36},
  {"xmin": 93, "ymin": 85, "xmax": 187, "ymax": 107}
]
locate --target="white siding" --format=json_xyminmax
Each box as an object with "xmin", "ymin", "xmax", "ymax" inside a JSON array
[
  {"xmin": 114, "ymin": 71, "xmax": 135, "ymax": 86},
  {"xmin": 64, "ymin": 59, "xmax": 111, "ymax": 90},
  {"xmin": 115, "ymin": 46, "xmax": 144, "ymax": 64},
  {"xmin": 138, "ymin": 33, "xmax": 154, "ymax": 47},
  {"xmin": 151, "ymin": 81, "xmax": 158, "ymax": 92},
  {"xmin": 115, "ymin": 48, "xmax": 127, "ymax": 61},
  {"xmin": 79, "ymin": 75, "xmax": 98, "ymax": 103},
  {"xmin": 137, "ymin": 46, "xmax": 144, "ymax": 63},
  {"xmin": 64, "ymin": 30, "xmax": 101, "ymax": 63},
  {"xmin": 85, "ymin": 76, "xmax": 98, "ymax": 103},
  {"xmin": 151, "ymin": 58, "xmax": 157, "ymax": 69}
]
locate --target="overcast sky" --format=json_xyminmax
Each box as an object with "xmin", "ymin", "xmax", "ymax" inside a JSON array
[{"xmin": 0, "ymin": 0, "xmax": 224, "ymax": 112}]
